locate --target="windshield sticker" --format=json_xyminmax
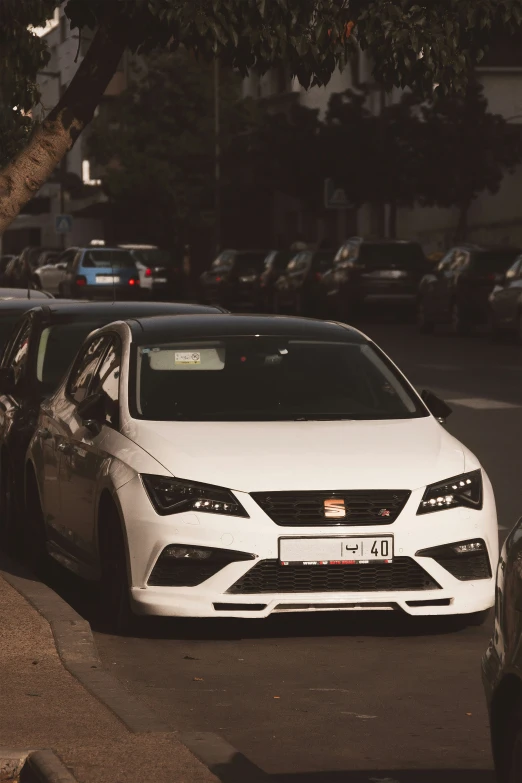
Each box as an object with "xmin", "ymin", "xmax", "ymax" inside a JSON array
[{"xmin": 175, "ymin": 351, "xmax": 201, "ymax": 365}]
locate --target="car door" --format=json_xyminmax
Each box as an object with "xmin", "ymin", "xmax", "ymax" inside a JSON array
[
  {"xmin": 45, "ymin": 335, "xmax": 111, "ymax": 558},
  {"xmin": 41, "ymin": 253, "xmax": 69, "ymax": 295},
  {"xmin": 491, "ymin": 258, "xmax": 522, "ymax": 326},
  {"xmin": 58, "ymin": 335, "xmax": 121, "ymax": 566}
]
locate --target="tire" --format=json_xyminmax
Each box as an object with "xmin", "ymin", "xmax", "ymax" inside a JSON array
[
  {"xmin": 58, "ymin": 283, "xmax": 66, "ymax": 299},
  {"xmin": 488, "ymin": 310, "xmax": 503, "ymax": 342},
  {"xmin": 450, "ymin": 301, "xmax": 471, "ymax": 336},
  {"xmin": 416, "ymin": 299, "xmax": 435, "ymax": 334},
  {"xmin": 98, "ymin": 503, "xmax": 136, "ymax": 635},
  {"xmin": 24, "ymin": 471, "xmax": 49, "ymax": 575}
]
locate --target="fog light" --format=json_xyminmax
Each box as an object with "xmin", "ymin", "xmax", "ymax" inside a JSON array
[
  {"xmin": 453, "ymin": 541, "xmax": 484, "ymax": 554},
  {"xmin": 163, "ymin": 545, "xmax": 213, "ymax": 560}
]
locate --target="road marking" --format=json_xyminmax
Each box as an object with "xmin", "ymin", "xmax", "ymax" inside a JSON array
[{"xmin": 445, "ymin": 397, "xmax": 521, "ymax": 410}]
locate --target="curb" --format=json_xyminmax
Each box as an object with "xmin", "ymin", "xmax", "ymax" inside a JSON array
[
  {"xmin": 0, "ymin": 748, "xmax": 77, "ymax": 783},
  {"xmin": 0, "ymin": 553, "xmax": 269, "ymax": 783}
]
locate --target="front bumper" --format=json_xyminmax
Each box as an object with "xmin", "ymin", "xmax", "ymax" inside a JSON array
[{"xmin": 118, "ymin": 477, "xmax": 498, "ymax": 619}]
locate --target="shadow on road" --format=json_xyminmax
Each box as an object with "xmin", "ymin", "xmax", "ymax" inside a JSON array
[{"xmin": 271, "ymin": 770, "xmax": 493, "ymax": 782}]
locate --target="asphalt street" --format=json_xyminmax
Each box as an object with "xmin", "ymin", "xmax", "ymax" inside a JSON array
[{"xmin": 63, "ymin": 320, "xmax": 522, "ymax": 783}]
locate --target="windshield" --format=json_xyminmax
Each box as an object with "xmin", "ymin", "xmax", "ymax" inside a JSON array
[
  {"xmin": 358, "ymin": 244, "xmax": 426, "ymax": 269},
  {"xmin": 472, "ymin": 251, "xmax": 520, "ymax": 272},
  {"xmin": 82, "ymin": 250, "xmax": 136, "ymax": 269},
  {"xmin": 133, "ymin": 338, "xmax": 426, "ymax": 421},
  {"xmin": 234, "ymin": 253, "xmax": 267, "ymax": 273},
  {"xmin": 36, "ymin": 322, "xmax": 103, "ymax": 391},
  {"xmin": 132, "ymin": 249, "xmax": 178, "ymax": 267}
]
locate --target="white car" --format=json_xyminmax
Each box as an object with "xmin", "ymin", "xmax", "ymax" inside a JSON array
[{"xmin": 25, "ymin": 314, "xmax": 497, "ymax": 631}]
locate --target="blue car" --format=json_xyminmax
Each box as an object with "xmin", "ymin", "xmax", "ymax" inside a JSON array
[{"xmin": 58, "ymin": 247, "xmax": 142, "ymax": 300}]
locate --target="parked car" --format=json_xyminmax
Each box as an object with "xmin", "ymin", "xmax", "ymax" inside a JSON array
[
  {"xmin": 0, "ymin": 301, "xmax": 225, "ymax": 546},
  {"xmin": 57, "ymin": 247, "xmax": 142, "ymax": 300},
  {"xmin": 0, "ymin": 294, "xmax": 57, "ymax": 356},
  {"xmin": 319, "ymin": 238, "xmax": 428, "ymax": 319},
  {"xmin": 33, "ymin": 251, "xmax": 68, "ymax": 295},
  {"xmin": 200, "ymin": 250, "xmax": 267, "ymax": 309},
  {"xmin": 488, "ymin": 254, "xmax": 522, "ymax": 341},
  {"xmin": 3, "ymin": 247, "xmax": 56, "ymax": 289},
  {"xmin": 417, "ymin": 245, "xmax": 521, "ymax": 335},
  {"xmin": 0, "ymin": 255, "xmax": 16, "ymax": 284},
  {"xmin": 119, "ymin": 245, "xmax": 185, "ymax": 300},
  {"xmin": 259, "ymin": 250, "xmax": 294, "ymax": 312},
  {"xmin": 25, "ymin": 313, "xmax": 496, "ymax": 632},
  {"xmin": 273, "ymin": 249, "xmax": 335, "ymax": 315},
  {"xmin": 483, "ymin": 514, "xmax": 522, "ymax": 782}
]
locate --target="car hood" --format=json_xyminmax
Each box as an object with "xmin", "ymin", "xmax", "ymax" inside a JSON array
[{"xmin": 122, "ymin": 416, "xmax": 467, "ymax": 493}]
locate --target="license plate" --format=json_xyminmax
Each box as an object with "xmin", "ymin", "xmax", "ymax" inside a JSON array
[
  {"xmin": 96, "ymin": 275, "xmax": 120, "ymax": 284},
  {"xmin": 154, "ymin": 277, "xmax": 168, "ymax": 283},
  {"xmin": 279, "ymin": 536, "xmax": 393, "ymax": 565}
]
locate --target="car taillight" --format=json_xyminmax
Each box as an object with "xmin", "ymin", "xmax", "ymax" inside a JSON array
[
  {"xmin": 129, "ymin": 278, "xmax": 140, "ymax": 286},
  {"xmin": 215, "ymin": 276, "xmax": 222, "ymax": 283},
  {"xmin": 75, "ymin": 275, "xmax": 87, "ymax": 286},
  {"xmin": 145, "ymin": 268, "xmax": 152, "ymax": 278},
  {"xmin": 315, "ymin": 272, "xmax": 323, "ymax": 282}
]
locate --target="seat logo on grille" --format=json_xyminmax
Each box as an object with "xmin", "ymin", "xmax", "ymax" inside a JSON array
[{"xmin": 324, "ymin": 498, "xmax": 346, "ymax": 519}]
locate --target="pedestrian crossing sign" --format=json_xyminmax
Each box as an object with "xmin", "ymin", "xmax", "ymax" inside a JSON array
[{"xmin": 55, "ymin": 214, "xmax": 73, "ymax": 234}]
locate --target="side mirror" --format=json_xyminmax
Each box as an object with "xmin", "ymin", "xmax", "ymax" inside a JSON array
[
  {"xmin": 76, "ymin": 393, "xmax": 104, "ymax": 435},
  {"xmin": 0, "ymin": 366, "xmax": 15, "ymax": 395},
  {"xmin": 421, "ymin": 389, "xmax": 452, "ymax": 422}
]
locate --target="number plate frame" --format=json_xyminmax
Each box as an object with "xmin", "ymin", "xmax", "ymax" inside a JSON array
[
  {"xmin": 96, "ymin": 275, "xmax": 120, "ymax": 284},
  {"xmin": 279, "ymin": 536, "xmax": 394, "ymax": 566}
]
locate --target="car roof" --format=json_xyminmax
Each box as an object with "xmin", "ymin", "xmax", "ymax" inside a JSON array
[
  {"xmin": 0, "ymin": 289, "xmax": 55, "ymax": 302},
  {"xmin": 125, "ymin": 313, "xmax": 367, "ymax": 344},
  {"xmin": 32, "ymin": 301, "xmax": 225, "ymax": 323}
]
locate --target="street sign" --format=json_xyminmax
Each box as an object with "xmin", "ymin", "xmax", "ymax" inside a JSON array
[
  {"xmin": 55, "ymin": 214, "xmax": 73, "ymax": 234},
  {"xmin": 324, "ymin": 178, "xmax": 353, "ymax": 210}
]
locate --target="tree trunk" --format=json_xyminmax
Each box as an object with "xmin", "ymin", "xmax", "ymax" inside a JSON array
[
  {"xmin": 455, "ymin": 200, "xmax": 471, "ymax": 243},
  {"xmin": 0, "ymin": 6, "xmax": 133, "ymax": 235}
]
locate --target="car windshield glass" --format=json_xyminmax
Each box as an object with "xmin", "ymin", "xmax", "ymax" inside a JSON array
[
  {"xmin": 312, "ymin": 252, "xmax": 334, "ymax": 270},
  {"xmin": 132, "ymin": 249, "xmax": 178, "ymax": 267},
  {"xmin": 133, "ymin": 338, "xmax": 426, "ymax": 421},
  {"xmin": 82, "ymin": 250, "xmax": 136, "ymax": 269},
  {"xmin": 472, "ymin": 251, "xmax": 520, "ymax": 272},
  {"xmin": 358, "ymin": 244, "xmax": 426, "ymax": 268},
  {"xmin": 234, "ymin": 254, "xmax": 267, "ymax": 274},
  {"xmin": 36, "ymin": 322, "xmax": 102, "ymax": 391}
]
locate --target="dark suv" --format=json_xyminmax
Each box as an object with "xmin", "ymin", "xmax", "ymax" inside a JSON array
[
  {"xmin": 200, "ymin": 250, "xmax": 267, "ymax": 309},
  {"xmin": 417, "ymin": 245, "xmax": 521, "ymax": 335},
  {"xmin": 319, "ymin": 238, "xmax": 428, "ymax": 319}
]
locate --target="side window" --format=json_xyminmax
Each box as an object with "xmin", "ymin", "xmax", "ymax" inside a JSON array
[
  {"xmin": 67, "ymin": 336, "xmax": 111, "ymax": 404},
  {"xmin": 90, "ymin": 339, "xmax": 121, "ymax": 428},
  {"xmin": 297, "ymin": 253, "xmax": 312, "ymax": 271},
  {"xmin": 9, "ymin": 318, "xmax": 33, "ymax": 387}
]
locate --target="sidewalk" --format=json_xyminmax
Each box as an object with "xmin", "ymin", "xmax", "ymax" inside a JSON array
[{"xmin": 0, "ymin": 568, "xmax": 220, "ymax": 783}]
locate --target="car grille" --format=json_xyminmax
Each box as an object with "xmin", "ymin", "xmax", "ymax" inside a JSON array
[
  {"xmin": 250, "ymin": 490, "xmax": 411, "ymax": 526},
  {"xmin": 227, "ymin": 557, "xmax": 440, "ymax": 594},
  {"xmin": 432, "ymin": 551, "xmax": 492, "ymax": 581}
]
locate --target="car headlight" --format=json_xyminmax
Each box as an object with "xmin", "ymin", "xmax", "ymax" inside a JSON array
[
  {"xmin": 141, "ymin": 474, "xmax": 249, "ymax": 517},
  {"xmin": 417, "ymin": 470, "xmax": 482, "ymax": 515}
]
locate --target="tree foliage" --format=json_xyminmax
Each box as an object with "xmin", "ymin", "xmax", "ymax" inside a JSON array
[
  {"xmin": 2, "ymin": 0, "xmax": 522, "ymax": 233},
  {"xmin": 88, "ymin": 48, "xmax": 247, "ymax": 246}
]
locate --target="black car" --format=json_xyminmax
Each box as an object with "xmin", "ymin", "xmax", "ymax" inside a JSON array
[
  {"xmin": 258, "ymin": 250, "xmax": 295, "ymax": 312},
  {"xmin": 120, "ymin": 245, "xmax": 186, "ymax": 300},
  {"xmin": 319, "ymin": 238, "xmax": 428, "ymax": 320},
  {"xmin": 488, "ymin": 253, "xmax": 522, "ymax": 341},
  {"xmin": 273, "ymin": 249, "xmax": 335, "ymax": 315},
  {"xmin": 483, "ymin": 515, "xmax": 522, "ymax": 782},
  {"xmin": 0, "ymin": 293, "xmax": 59, "ymax": 356},
  {"xmin": 3, "ymin": 246, "xmax": 55, "ymax": 289},
  {"xmin": 0, "ymin": 300, "xmax": 225, "ymax": 545},
  {"xmin": 417, "ymin": 245, "xmax": 521, "ymax": 335},
  {"xmin": 0, "ymin": 255, "xmax": 16, "ymax": 284},
  {"xmin": 200, "ymin": 250, "xmax": 267, "ymax": 309}
]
